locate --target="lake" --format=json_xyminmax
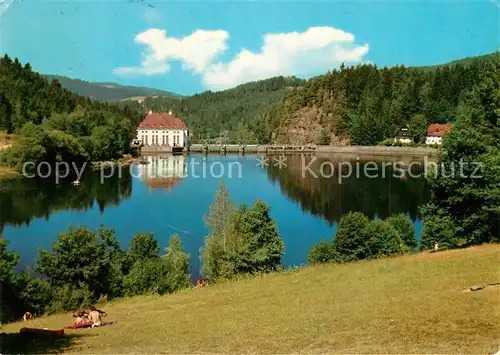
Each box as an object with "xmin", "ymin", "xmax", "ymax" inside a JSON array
[{"xmin": 0, "ymin": 153, "xmax": 431, "ymax": 279}]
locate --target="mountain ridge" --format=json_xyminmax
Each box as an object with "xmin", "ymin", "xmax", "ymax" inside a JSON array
[
  {"xmin": 44, "ymin": 52, "xmax": 497, "ymax": 102},
  {"xmin": 43, "ymin": 75, "xmax": 182, "ymax": 102}
]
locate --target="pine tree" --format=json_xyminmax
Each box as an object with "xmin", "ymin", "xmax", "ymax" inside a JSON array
[{"xmin": 200, "ymin": 181, "xmax": 236, "ymax": 280}]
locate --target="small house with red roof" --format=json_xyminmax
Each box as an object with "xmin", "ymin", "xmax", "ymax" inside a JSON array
[
  {"xmin": 136, "ymin": 109, "xmax": 188, "ymax": 150},
  {"xmin": 425, "ymin": 123, "xmax": 452, "ymax": 145}
]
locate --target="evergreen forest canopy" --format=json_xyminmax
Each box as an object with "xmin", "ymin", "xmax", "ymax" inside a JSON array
[{"xmin": 264, "ymin": 53, "xmax": 498, "ymax": 145}]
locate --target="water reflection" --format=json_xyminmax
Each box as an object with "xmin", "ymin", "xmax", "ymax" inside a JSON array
[
  {"xmin": 0, "ymin": 171, "xmax": 132, "ymax": 234},
  {"xmin": 134, "ymin": 155, "xmax": 187, "ymax": 191},
  {"xmin": 266, "ymin": 154, "xmax": 431, "ymax": 224}
]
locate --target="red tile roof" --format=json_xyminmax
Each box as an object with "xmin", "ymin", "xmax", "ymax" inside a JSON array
[
  {"xmin": 138, "ymin": 112, "xmax": 187, "ymax": 130},
  {"xmin": 426, "ymin": 123, "xmax": 452, "ymax": 137}
]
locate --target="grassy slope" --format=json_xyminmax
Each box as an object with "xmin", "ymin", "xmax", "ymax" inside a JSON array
[{"xmin": 2, "ymin": 245, "xmax": 499, "ymax": 354}]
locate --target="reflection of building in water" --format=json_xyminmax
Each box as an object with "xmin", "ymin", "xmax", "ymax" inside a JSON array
[{"xmin": 136, "ymin": 155, "xmax": 187, "ymax": 191}]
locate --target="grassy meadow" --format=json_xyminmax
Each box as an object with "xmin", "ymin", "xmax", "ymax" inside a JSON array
[{"xmin": 1, "ymin": 244, "xmax": 499, "ymax": 354}]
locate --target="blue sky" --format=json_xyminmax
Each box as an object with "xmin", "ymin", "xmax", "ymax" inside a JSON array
[{"xmin": 1, "ymin": 0, "xmax": 498, "ymax": 95}]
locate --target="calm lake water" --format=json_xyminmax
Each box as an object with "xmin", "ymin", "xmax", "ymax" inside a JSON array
[{"xmin": 1, "ymin": 153, "xmax": 431, "ymax": 279}]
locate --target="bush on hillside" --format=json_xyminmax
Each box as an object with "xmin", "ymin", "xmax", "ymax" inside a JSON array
[
  {"xmin": 45, "ymin": 283, "xmax": 95, "ymax": 314},
  {"xmin": 364, "ymin": 219, "xmax": 408, "ymax": 258},
  {"xmin": 227, "ymin": 200, "xmax": 284, "ymax": 275},
  {"xmin": 35, "ymin": 227, "xmax": 124, "ymax": 300},
  {"xmin": 129, "ymin": 232, "xmax": 161, "ymax": 262},
  {"xmin": 420, "ymin": 206, "xmax": 461, "ymax": 250},
  {"xmin": 124, "ymin": 234, "xmax": 191, "ymax": 296},
  {"xmin": 332, "ymin": 212, "xmax": 371, "ymax": 261},
  {"xmin": 17, "ymin": 273, "xmax": 53, "ymax": 316},
  {"xmin": 201, "ymin": 182, "xmax": 284, "ymax": 281},
  {"xmin": 163, "ymin": 235, "xmax": 191, "ymax": 292},
  {"xmin": 0, "ymin": 239, "xmax": 23, "ymax": 322},
  {"xmin": 308, "ymin": 241, "xmax": 337, "ymax": 264},
  {"xmin": 309, "ymin": 212, "xmax": 417, "ymax": 265},
  {"xmin": 200, "ymin": 181, "xmax": 236, "ymax": 281},
  {"xmin": 123, "ymin": 259, "xmax": 170, "ymax": 296},
  {"xmin": 386, "ymin": 214, "xmax": 417, "ymax": 250}
]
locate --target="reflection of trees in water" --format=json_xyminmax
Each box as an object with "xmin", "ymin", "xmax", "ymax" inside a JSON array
[
  {"xmin": 266, "ymin": 155, "xmax": 430, "ymax": 224},
  {"xmin": 0, "ymin": 170, "xmax": 132, "ymax": 232}
]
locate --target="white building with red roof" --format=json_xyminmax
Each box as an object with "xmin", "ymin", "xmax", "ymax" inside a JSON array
[
  {"xmin": 425, "ymin": 123, "xmax": 452, "ymax": 145},
  {"xmin": 136, "ymin": 109, "xmax": 188, "ymax": 148}
]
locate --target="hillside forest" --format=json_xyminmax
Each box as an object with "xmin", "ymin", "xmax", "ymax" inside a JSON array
[
  {"xmin": 0, "ymin": 55, "xmax": 143, "ymax": 170},
  {"xmin": 137, "ymin": 53, "xmax": 498, "ymax": 145},
  {"xmin": 0, "ymin": 53, "xmax": 497, "ymax": 170}
]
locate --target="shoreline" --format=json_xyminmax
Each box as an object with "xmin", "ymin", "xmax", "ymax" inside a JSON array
[
  {"xmin": 315, "ymin": 145, "xmax": 439, "ymax": 156},
  {"xmin": 186, "ymin": 144, "xmax": 439, "ymax": 156},
  {"xmin": 0, "ymin": 146, "xmax": 440, "ymax": 181}
]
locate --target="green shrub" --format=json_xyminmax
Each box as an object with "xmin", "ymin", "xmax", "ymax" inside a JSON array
[
  {"xmin": 201, "ymin": 183, "xmax": 284, "ymax": 281},
  {"xmin": 308, "ymin": 241, "xmax": 337, "ymax": 264},
  {"xmin": 129, "ymin": 232, "xmax": 160, "ymax": 262},
  {"xmin": 386, "ymin": 214, "xmax": 417, "ymax": 250},
  {"xmin": 17, "ymin": 271, "xmax": 53, "ymax": 316},
  {"xmin": 225, "ymin": 200, "xmax": 284, "ymax": 276},
  {"xmin": 421, "ymin": 205, "xmax": 461, "ymax": 250},
  {"xmin": 201, "ymin": 181, "xmax": 236, "ymax": 281},
  {"xmin": 309, "ymin": 212, "xmax": 418, "ymax": 266},
  {"xmin": 35, "ymin": 226, "xmax": 124, "ymax": 305},
  {"xmin": 163, "ymin": 235, "xmax": 191, "ymax": 292},
  {"xmin": 124, "ymin": 234, "xmax": 191, "ymax": 296},
  {"xmin": 364, "ymin": 220, "xmax": 407, "ymax": 258},
  {"xmin": 123, "ymin": 258, "xmax": 170, "ymax": 296},
  {"xmin": 0, "ymin": 239, "xmax": 23, "ymax": 322},
  {"xmin": 332, "ymin": 212, "xmax": 371, "ymax": 261},
  {"xmin": 46, "ymin": 283, "xmax": 95, "ymax": 314},
  {"xmin": 201, "ymin": 182, "xmax": 284, "ymax": 281}
]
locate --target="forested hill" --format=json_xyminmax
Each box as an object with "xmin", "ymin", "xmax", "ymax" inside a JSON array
[
  {"xmin": 417, "ymin": 52, "xmax": 498, "ymax": 72},
  {"xmin": 135, "ymin": 76, "xmax": 307, "ymax": 143},
  {"xmin": 43, "ymin": 75, "xmax": 180, "ymax": 102},
  {"xmin": 263, "ymin": 52, "xmax": 499, "ymax": 145},
  {"xmin": 0, "ymin": 55, "xmax": 143, "ymax": 170},
  {"xmin": 132, "ymin": 52, "xmax": 497, "ymax": 144}
]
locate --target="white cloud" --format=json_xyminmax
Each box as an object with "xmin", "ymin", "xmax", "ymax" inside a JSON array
[
  {"xmin": 203, "ymin": 26, "xmax": 369, "ymax": 90},
  {"xmin": 114, "ymin": 26, "xmax": 369, "ymax": 90},
  {"xmin": 113, "ymin": 28, "xmax": 229, "ymax": 76}
]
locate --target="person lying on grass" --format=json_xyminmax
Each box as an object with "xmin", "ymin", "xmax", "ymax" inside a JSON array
[{"xmin": 72, "ymin": 306, "xmax": 107, "ymax": 325}]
